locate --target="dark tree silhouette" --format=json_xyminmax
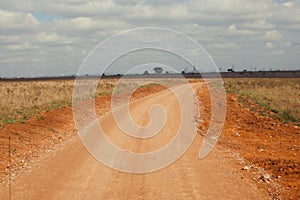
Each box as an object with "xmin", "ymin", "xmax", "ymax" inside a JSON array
[{"xmin": 153, "ymin": 67, "xmax": 163, "ymax": 74}]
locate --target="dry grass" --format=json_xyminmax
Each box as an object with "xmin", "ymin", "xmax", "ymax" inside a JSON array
[
  {"xmin": 5, "ymin": 77, "xmax": 295, "ymax": 125},
  {"xmin": 224, "ymin": 78, "xmax": 300, "ymax": 123},
  {"xmin": 0, "ymin": 78, "xmax": 181, "ymax": 125},
  {"xmin": 0, "ymin": 79, "xmax": 118, "ymax": 124}
]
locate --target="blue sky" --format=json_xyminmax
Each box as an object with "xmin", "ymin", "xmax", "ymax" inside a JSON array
[
  {"xmin": 0, "ymin": 0, "xmax": 299, "ymax": 77},
  {"xmin": 33, "ymin": 13, "xmax": 62, "ymax": 22}
]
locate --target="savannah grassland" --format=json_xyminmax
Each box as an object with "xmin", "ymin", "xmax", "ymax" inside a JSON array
[
  {"xmin": 0, "ymin": 78, "xmax": 299, "ymax": 126},
  {"xmin": 0, "ymin": 78, "xmax": 179, "ymax": 125},
  {"xmin": 224, "ymin": 78, "xmax": 300, "ymax": 124},
  {"xmin": 0, "ymin": 79, "xmax": 117, "ymax": 125}
]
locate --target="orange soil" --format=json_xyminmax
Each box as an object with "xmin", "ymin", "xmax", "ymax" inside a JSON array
[{"xmin": 196, "ymin": 83, "xmax": 299, "ymax": 200}]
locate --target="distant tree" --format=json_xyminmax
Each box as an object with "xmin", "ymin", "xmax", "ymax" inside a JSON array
[
  {"xmin": 143, "ymin": 70, "xmax": 150, "ymax": 75},
  {"xmin": 153, "ymin": 67, "xmax": 163, "ymax": 74}
]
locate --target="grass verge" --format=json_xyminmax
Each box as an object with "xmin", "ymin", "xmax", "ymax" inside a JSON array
[
  {"xmin": 0, "ymin": 79, "xmax": 118, "ymax": 125},
  {"xmin": 224, "ymin": 78, "xmax": 300, "ymax": 124}
]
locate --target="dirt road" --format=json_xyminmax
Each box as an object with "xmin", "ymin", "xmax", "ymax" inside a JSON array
[{"xmin": 1, "ymin": 83, "xmax": 269, "ymax": 199}]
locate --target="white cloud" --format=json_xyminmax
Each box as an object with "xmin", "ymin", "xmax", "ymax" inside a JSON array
[
  {"xmin": 265, "ymin": 42, "xmax": 274, "ymax": 49},
  {"xmin": 0, "ymin": 35, "xmax": 20, "ymax": 44},
  {"xmin": 37, "ymin": 32, "xmax": 63, "ymax": 43},
  {"xmin": 282, "ymin": 1, "xmax": 295, "ymax": 8},
  {"xmin": 227, "ymin": 24, "xmax": 255, "ymax": 36},
  {"xmin": 0, "ymin": 0, "xmax": 299, "ymax": 77},
  {"xmin": 0, "ymin": 9, "xmax": 39, "ymax": 31},
  {"xmin": 53, "ymin": 17, "xmax": 130, "ymax": 32},
  {"xmin": 244, "ymin": 20, "xmax": 275, "ymax": 30},
  {"xmin": 4, "ymin": 41, "xmax": 38, "ymax": 51},
  {"xmin": 207, "ymin": 42, "xmax": 240, "ymax": 49},
  {"xmin": 263, "ymin": 30, "xmax": 282, "ymax": 41}
]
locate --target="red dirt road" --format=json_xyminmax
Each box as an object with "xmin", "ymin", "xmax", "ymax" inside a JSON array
[
  {"xmin": 0, "ymin": 83, "xmax": 270, "ymax": 199},
  {"xmin": 1, "ymin": 81, "xmax": 299, "ymax": 199}
]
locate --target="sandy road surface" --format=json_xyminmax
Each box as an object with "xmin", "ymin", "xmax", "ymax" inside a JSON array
[{"xmin": 1, "ymin": 83, "xmax": 268, "ymax": 199}]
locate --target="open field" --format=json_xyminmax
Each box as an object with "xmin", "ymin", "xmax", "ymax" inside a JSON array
[
  {"xmin": 224, "ymin": 78, "xmax": 300, "ymax": 123},
  {"xmin": 0, "ymin": 79, "xmax": 118, "ymax": 125},
  {"xmin": 0, "ymin": 78, "xmax": 299, "ymax": 199},
  {"xmin": 0, "ymin": 78, "xmax": 181, "ymax": 125}
]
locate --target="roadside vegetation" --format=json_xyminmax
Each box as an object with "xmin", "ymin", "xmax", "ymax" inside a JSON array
[
  {"xmin": 2, "ymin": 78, "xmax": 299, "ymax": 125},
  {"xmin": 0, "ymin": 79, "xmax": 117, "ymax": 125},
  {"xmin": 0, "ymin": 78, "xmax": 179, "ymax": 125},
  {"xmin": 224, "ymin": 78, "xmax": 300, "ymax": 123}
]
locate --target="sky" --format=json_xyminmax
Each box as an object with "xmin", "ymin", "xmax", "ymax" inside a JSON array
[{"xmin": 0, "ymin": 0, "xmax": 299, "ymax": 77}]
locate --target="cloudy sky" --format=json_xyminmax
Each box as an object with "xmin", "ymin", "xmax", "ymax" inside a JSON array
[{"xmin": 0, "ymin": 0, "xmax": 299, "ymax": 77}]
